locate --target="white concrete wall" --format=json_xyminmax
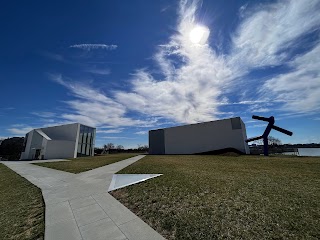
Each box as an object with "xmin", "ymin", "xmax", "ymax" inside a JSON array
[
  {"xmin": 41, "ymin": 123, "xmax": 79, "ymax": 141},
  {"xmin": 44, "ymin": 140, "xmax": 77, "ymax": 159},
  {"xmin": 163, "ymin": 118, "xmax": 249, "ymax": 154},
  {"xmin": 20, "ymin": 123, "xmax": 96, "ymax": 160},
  {"xmin": 240, "ymin": 120, "xmax": 250, "ymax": 154},
  {"xmin": 73, "ymin": 124, "xmax": 81, "ymax": 158},
  {"xmin": 20, "ymin": 130, "xmax": 34, "ymax": 160},
  {"xmin": 21, "ymin": 130, "xmax": 45, "ymax": 159}
]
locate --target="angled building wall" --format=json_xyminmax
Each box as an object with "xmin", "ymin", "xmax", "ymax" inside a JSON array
[{"xmin": 149, "ymin": 117, "xmax": 250, "ymax": 155}]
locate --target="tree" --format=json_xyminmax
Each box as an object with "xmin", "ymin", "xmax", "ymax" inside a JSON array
[
  {"xmin": 102, "ymin": 143, "xmax": 115, "ymax": 154},
  {"xmin": 116, "ymin": 145, "xmax": 124, "ymax": 150},
  {"xmin": 105, "ymin": 143, "xmax": 115, "ymax": 149},
  {"xmin": 252, "ymin": 136, "xmax": 282, "ymax": 146},
  {"xmin": 0, "ymin": 137, "xmax": 24, "ymax": 160},
  {"xmin": 137, "ymin": 144, "xmax": 148, "ymax": 151},
  {"xmin": 268, "ymin": 136, "xmax": 282, "ymax": 146}
]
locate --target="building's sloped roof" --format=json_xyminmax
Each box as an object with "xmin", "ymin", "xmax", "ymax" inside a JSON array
[{"xmin": 35, "ymin": 129, "xmax": 52, "ymax": 140}]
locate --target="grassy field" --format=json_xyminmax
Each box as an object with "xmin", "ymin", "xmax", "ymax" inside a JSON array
[
  {"xmin": 111, "ymin": 155, "xmax": 320, "ymax": 240},
  {"xmin": 0, "ymin": 163, "xmax": 44, "ymax": 240},
  {"xmin": 34, "ymin": 153, "xmax": 138, "ymax": 173}
]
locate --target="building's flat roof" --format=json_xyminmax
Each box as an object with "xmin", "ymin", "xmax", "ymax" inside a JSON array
[
  {"xmin": 38, "ymin": 122, "xmax": 96, "ymax": 131},
  {"xmin": 24, "ymin": 122, "xmax": 96, "ymax": 135},
  {"xmin": 149, "ymin": 116, "xmax": 243, "ymax": 132}
]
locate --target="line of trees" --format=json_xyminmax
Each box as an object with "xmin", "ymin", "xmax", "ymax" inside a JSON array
[
  {"xmin": 252, "ymin": 136, "xmax": 282, "ymax": 146},
  {"xmin": 95, "ymin": 143, "xmax": 148, "ymax": 155},
  {"xmin": 0, "ymin": 137, "xmax": 24, "ymax": 160}
]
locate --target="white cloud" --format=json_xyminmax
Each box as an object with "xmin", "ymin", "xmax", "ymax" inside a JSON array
[
  {"xmin": 101, "ymin": 136, "xmax": 136, "ymax": 139},
  {"xmin": 135, "ymin": 131, "xmax": 147, "ymax": 135},
  {"xmin": 0, "ymin": 136, "xmax": 12, "ymax": 140},
  {"xmin": 7, "ymin": 127, "xmax": 33, "ymax": 135},
  {"xmin": 50, "ymin": 74, "xmax": 157, "ymax": 128},
  {"xmin": 97, "ymin": 129, "xmax": 124, "ymax": 134},
  {"xmin": 85, "ymin": 68, "xmax": 111, "ymax": 75},
  {"xmin": 52, "ymin": 0, "xmax": 320, "ymax": 127},
  {"xmin": 115, "ymin": 0, "xmax": 320, "ymax": 123},
  {"xmin": 70, "ymin": 44, "xmax": 117, "ymax": 51},
  {"xmin": 41, "ymin": 51, "xmax": 69, "ymax": 63},
  {"xmin": 31, "ymin": 111, "xmax": 56, "ymax": 118},
  {"xmin": 261, "ymin": 43, "xmax": 320, "ymax": 113},
  {"xmin": 115, "ymin": 0, "xmax": 234, "ymax": 124},
  {"xmin": 246, "ymin": 123, "xmax": 267, "ymax": 129},
  {"xmin": 230, "ymin": 0, "xmax": 320, "ymax": 70}
]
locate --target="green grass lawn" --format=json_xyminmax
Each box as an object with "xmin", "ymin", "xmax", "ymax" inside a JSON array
[
  {"xmin": 0, "ymin": 163, "xmax": 44, "ymax": 240},
  {"xmin": 34, "ymin": 153, "xmax": 138, "ymax": 173},
  {"xmin": 111, "ymin": 155, "xmax": 320, "ymax": 240}
]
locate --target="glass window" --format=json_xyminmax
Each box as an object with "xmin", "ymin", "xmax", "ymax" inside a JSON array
[
  {"xmin": 86, "ymin": 144, "xmax": 90, "ymax": 155},
  {"xmin": 85, "ymin": 131, "xmax": 88, "ymax": 143},
  {"xmin": 88, "ymin": 133, "xmax": 92, "ymax": 145},
  {"xmin": 77, "ymin": 126, "xmax": 95, "ymax": 157},
  {"xmin": 79, "ymin": 132, "xmax": 83, "ymax": 144},
  {"xmin": 82, "ymin": 144, "xmax": 86, "ymax": 154}
]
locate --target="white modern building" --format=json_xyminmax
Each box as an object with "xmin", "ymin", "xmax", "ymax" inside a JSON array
[
  {"xmin": 20, "ymin": 123, "xmax": 96, "ymax": 160},
  {"xmin": 149, "ymin": 117, "xmax": 250, "ymax": 155}
]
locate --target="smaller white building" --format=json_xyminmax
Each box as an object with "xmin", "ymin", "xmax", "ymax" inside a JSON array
[
  {"xmin": 20, "ymin": 123, "xmax": 96, "ymax": 160},
  {"xmin": 149, "ymin": 117, "xmax": 250, "ymax": 155}
]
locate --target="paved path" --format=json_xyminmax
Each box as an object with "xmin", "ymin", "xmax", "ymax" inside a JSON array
[{"xmin": 3, "ymin": 155, "xmax": 165, "ymax": 240}]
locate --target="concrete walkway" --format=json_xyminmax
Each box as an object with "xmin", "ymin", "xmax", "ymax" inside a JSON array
[{"xmin": 3, "ymin": 155, "xmax": 165, "ymax": 240}]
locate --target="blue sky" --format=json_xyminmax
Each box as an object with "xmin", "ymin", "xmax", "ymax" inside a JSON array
[{"xmin": 1, "ymin": 0, "xmax": 320, "ymax": 148}]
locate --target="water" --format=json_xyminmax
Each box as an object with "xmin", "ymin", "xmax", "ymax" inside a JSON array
[
  {"xmin": 284, "ymin": 148, "xmax": 320, "ymax": 157},
  {"xmin": 298, "ymin": 148, "xmax": 320, "ymax": 156}
]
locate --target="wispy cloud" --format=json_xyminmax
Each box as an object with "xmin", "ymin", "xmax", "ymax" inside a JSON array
[
  {"xmin": 135, "ymin": 131, "xmax": 147, "ymax": 135},
  {"xmin": 115, "ymin": 0, "xmax": 233, "ymax": 124},
  {"xmin": 230, "ymin": 0, "xmax": 320, "ymax": 70},
  {"xmin": 49, "ymin": 74, "xmax": 158, "ymax": 128},
  {"xmin": 85, "ymin": 68, "xmax": 111, "ymax": 75},
  {"xmin": 40, "ymin": 51, "xmax": 69, "ymax": 63},
  {"xmin": 96, "ymin": 129, "xmax": 124, "ymax": 134},
  {"xmin": 31, "ymin": 111, "xmax": 56, "ymax": 118},
  {"xmin": 246, "ymin": 123, "xmax": 267, "ymax": 129},
  {"xmin": 261, "ymin": 43, "xmax": 320, "ymax": 114},
  {"xmin": 229, "ymin": 0, "xmax": 320, "ymax": 115},
  {"xmin": 7, "ymin": 127, "xmax": 33, "ymax": 135},
  {"xmin": 51, "ymin": 0, "xmax": 320, "ymax": 128},
  {"xmin": 70, "ymin": 44, "xmax": 117, "ymax": 51},
  {"xmin": 101, "ymin": 136, "xmax": 136, "ymax": 139},
  {"xmin": 115, "ymin": 0, "xmax": 320, "ymax": 123}
]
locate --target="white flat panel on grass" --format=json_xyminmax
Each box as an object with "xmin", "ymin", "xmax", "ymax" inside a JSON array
[{"xmin": 108, "ymin": 174, "xmax": 162, "ymax": 191}]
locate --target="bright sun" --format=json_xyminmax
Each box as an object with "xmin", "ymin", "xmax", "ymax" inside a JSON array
[{"xmin": 189, "ymin": 25, "xmax": 210, "ymax": 44}]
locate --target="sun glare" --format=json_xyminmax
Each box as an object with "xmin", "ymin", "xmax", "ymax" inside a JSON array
[{"xmin": 189, "ymin": 25, "xmax": 210, "ymax": 44}]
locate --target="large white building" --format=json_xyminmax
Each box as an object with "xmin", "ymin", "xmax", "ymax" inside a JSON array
[
  {"xmin": 20, "ymin": 123, "xmax": 96, "ymax": 160},
  {"xmin": 149, "ymin": 117, "xmax": 250, "ymax": 155}
]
